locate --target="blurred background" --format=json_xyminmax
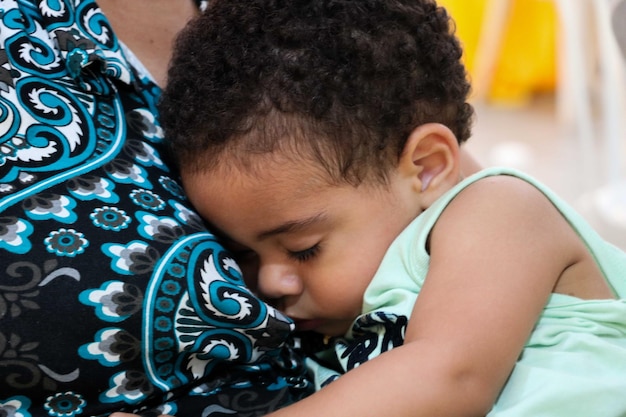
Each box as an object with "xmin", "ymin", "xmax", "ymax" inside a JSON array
[{"xmin": 440, "ymin": 0, "xmax": 626, "ymax": 250}]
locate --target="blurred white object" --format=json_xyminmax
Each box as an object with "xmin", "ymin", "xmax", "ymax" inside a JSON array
[
  {"xmin": 595, "ymin": 0, "xmax": 626, "ymax": 187},
  {"xmin": 593, "ymin": 0, "xmax": 626, "ymax": 229},
  {"xmin": 488, "ymin": 141, "xmax": 533, "ymax": 170},
  {"xmin": 554, "ymin": 0, "xmax": 596, "ymax": 178},
  {"xmin": 556, "ymin": 0, "xmax": 626, "ymax": 229},
  {"xmin": 594, "ymin": 0, "xmax": 626, "ymax": 229}
]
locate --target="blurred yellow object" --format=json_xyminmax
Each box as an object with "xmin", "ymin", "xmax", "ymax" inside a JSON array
[{"xmin": 440, "ymin": 0, "xmax": 558, "ymax": 105}]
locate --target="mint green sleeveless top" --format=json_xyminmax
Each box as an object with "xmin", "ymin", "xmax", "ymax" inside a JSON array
[{"xmin": 361, "ymin": 167, "xmax": 626, "ymax": 416}]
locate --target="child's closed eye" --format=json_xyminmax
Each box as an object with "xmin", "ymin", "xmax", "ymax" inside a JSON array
[{"xmin": 287, "ymin": 243, "xmax": 321, "ymax": 262}]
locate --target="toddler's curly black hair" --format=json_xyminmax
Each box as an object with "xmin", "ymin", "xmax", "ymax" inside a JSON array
[{"xmin": 160, "ymin": 0, "xmax": 474, "ymax": 185}]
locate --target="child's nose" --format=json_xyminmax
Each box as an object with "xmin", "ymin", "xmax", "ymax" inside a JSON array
[{"xmin": 257, "ymin": 263, "xmax": 303, "ymax": 301}]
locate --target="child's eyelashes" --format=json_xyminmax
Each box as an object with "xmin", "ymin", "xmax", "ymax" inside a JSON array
[
  {"xmin": 223, "ymin": 239, "xmax": 322, "ymax": 263},
  {"xmin": 287, "ymin": 243, "xmax": 321, "ymax": 262}
]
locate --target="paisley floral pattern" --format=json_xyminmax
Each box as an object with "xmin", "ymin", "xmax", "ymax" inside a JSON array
[
  {"xmin": 0, "ymin": 1, "xmax": 312, "ymax": 416},
  {"xmin": 304, "ymin": 312, "xmax": 408, "ymax": 389}
]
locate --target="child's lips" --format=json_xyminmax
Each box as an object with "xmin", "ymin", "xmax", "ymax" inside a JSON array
[{"xmin": 292, "ymin": 318, "xmax": 326, "ymax": 332}]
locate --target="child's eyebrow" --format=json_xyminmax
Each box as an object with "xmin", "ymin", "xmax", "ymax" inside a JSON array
[{"xmin": 256, "ymin": 212, "xmax": 328, "ymax": 240}]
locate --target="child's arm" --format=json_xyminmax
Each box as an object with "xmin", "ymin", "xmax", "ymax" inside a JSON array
[{"xmin": 267, "ymin": 175, "xmax": 585, "ymax": 417}]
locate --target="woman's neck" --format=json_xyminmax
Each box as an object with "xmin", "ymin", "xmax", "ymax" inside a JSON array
[{"xmin": 97, "ymin": 0, "xmax": 198, "ymax": 87}]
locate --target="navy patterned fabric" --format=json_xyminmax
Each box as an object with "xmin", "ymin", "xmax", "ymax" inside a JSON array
[{"xmin": 0, "ymin": 1, "xmax": 312, "ymax": 416}]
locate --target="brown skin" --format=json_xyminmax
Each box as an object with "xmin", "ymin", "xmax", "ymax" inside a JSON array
[{"xmin": 97, "ymin": 0, "xmax": 197, "ymax": 87}]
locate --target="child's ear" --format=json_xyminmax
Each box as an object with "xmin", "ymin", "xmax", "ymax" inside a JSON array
[{"xmin": 398, "ymin": 123, "xmax": 461, "ymax": 197}]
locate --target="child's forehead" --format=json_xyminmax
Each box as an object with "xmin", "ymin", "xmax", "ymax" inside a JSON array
[{"xmin": 204, "ymin": 148, "xmax": 332, "ymax": 188}]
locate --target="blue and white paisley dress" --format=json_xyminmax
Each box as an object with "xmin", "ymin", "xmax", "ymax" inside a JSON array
[{"xmin": 0, "ymin": 1, "xmax": 312, "ymax": 416}]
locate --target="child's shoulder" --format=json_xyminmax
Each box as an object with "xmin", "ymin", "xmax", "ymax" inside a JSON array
[
  {"xmin": 447, "ymin": 173, "xmax": 556, "ymax": 221},
  {"xmin": 431, "ymin": 172, "xmax": 580, "ymax": 262}
]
